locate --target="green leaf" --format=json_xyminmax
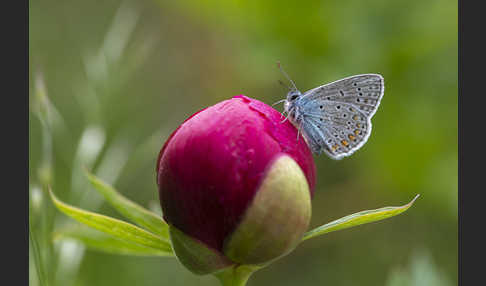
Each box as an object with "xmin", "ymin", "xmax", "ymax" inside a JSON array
[
  {"xmin": 54, "ymin": 225, "xmax": 174, "ymax": 257},
  {"xmin": 85, "ymin": 169, "xmax": 169, "ymax": 239},
  {"xmin": 49, "ymin": 188, "xmax": 173, "ymax": 254},
  {"xmin": 302, "ymin": 195, "xmax": 420, "ymax": 241}
]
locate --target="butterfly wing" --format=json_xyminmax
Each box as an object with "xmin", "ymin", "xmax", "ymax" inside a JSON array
[{"xmin": 299, "ymin": 74, "xmax": 384, "ymax": 159}]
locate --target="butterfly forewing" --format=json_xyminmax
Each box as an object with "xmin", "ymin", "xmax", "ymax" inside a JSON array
[
  {"xmin": 303, "ymin": 74, "xmax": 384, "ymax": 116},
  {"xmin": 299, "ymin": 74, "xmax": 384, "ymax": 159}
]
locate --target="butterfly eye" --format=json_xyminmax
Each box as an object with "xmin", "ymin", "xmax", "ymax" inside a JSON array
[{"xmin": 291, "ymin": 95, "xmax": 298, "ymax": 100}]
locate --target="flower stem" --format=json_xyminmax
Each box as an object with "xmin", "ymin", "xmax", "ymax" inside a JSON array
[{"xmin": 214, "ymin": 265, "xmax": 260, "ymax": 286}]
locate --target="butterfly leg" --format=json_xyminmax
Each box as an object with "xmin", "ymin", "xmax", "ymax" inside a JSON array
[
  {"xmin": 272, "ymin": 98, "xmax": 287, "ymax": 106},
  {"xmin": 297, "ymin": 123, "xmax": 302, "ymax": 141},
  {"xmin": 291, "ymin": 112, "xmax": 302, "ymax": 141},
  {"xmin": 281, "ymin": 112, "xmax": 291, "ymax": 123}
]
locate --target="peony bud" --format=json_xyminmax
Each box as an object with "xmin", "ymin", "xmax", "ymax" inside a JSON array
[{"xmin": 157, "ymin": 95, "xmax": 316, "ymax": 274}]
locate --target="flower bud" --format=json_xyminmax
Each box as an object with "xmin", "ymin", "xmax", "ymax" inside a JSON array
[{"xmin": 157, "ymin": 95, "xmax": 316, "ymax": 274}]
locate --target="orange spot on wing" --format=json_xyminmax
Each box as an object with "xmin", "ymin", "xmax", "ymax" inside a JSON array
[
  {"xmin": 348, "ymin": 134, "xmax": 356, "ymax": 141},
  {"xmin": 341, "ymin": 140, "xmax": 349, "ymax": 147}
]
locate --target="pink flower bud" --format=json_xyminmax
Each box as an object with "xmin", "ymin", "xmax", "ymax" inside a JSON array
[{"xmin": 157, "ymin": 95, "xmax": 316, "ymax": 273}]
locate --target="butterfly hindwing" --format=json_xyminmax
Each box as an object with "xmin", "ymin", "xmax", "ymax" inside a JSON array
[{"xmin": 301, "ymin": 103, "xmax": 370, "ymax": 158}]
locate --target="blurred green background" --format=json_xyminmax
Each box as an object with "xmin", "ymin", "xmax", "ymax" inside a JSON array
[{"xmin": 29, "ymin": 0, "xmax": 457, "ymax": 285}]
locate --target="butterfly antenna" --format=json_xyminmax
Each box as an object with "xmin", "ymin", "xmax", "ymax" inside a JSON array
[
  {"xmin": 278, "ymin": 79, "xmax": 291, "ymax": 90},
  {"xmin": 277, "ymin": 62, "xmax": 298, "ymax": 91}
]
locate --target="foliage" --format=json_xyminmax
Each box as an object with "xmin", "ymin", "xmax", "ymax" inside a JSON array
[{"xmin": 29, "ymin": 0, "xmax": 457, "ymax": 285}]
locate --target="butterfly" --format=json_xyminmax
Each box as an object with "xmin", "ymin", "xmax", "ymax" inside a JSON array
[{"xmin": 274, "ymin": 63, "xmax": 385, "ymax": 160}]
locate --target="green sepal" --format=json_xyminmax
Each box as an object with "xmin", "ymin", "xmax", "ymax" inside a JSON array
[
  {"xmin": 49, "ymin": 188, "xmax": 173, "ymax": 254},
  {"xmin": 169, "ymin": 225, "xmax": 234, "ymax": 275},
  {"xmin": 302, "ymin": 194, "xmax": 420, "ymax": 241},
  {"xmin": 85, "ymin": 170, "xmax": 169, "ymax": 239}
]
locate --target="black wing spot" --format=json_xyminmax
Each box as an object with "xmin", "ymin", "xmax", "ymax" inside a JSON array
[
  {"xmin": 339, "ymin": 90, "xmax": 344, "ymax": 96},
  {"xmin": 320, "ymin": 105, "xmax": 323, "ymax": 109}
]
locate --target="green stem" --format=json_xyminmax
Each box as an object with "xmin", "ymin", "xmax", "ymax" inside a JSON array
[
  {"xmin": 29, "ymin": 209, "xmax": 47, "ymax": 286},
  {"xmin": 214, "ymin": 265, "xmax": 260, "ymax": 286}
]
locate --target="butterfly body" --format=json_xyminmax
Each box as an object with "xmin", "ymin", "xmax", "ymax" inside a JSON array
[{"xmin": 280, "ymin": 73, "xmax": 385, "ymax": 160}]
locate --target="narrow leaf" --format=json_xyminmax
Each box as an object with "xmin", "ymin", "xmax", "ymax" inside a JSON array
[
  {"xmin": 85, "ymin": 170, "xmax": 169, "ymax": 239},
  {"xmin": 54, "ymin": 226, "xmax": 174, "ymax": 257},
  {"xmin": 49, "ymin": 188, "xmax": 172, "ymax": 253},
  {"xmin": 302, "ymin": 194, "xmax": 420, "ymax": 241}
]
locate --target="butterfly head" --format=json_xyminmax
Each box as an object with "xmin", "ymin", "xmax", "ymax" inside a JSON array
[
  {"xmin": 283, "ymin": 90, "xmax": 302, "ymax": 114},
  {"xmin": 286, "ymin": 90, "xmax": 302, "ymax": 102}
]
